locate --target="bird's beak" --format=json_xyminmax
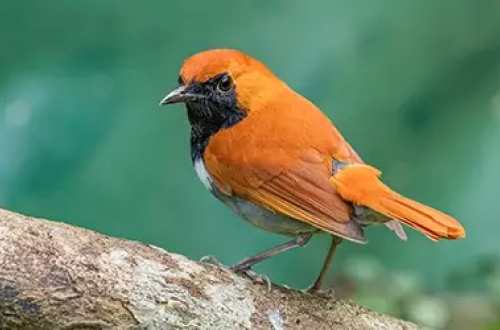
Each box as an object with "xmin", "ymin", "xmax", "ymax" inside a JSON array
[{"xmin": 159, "ymin": 85, "xmax": 202, "ymax": 106}]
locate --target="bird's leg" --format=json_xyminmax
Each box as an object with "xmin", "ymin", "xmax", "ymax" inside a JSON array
[
  {"xmin": 230, "ymin": 232, "xmax": 313, "ymax": 273},
  {"xmin": 308, "ymin": 235, "xmax": 343, "ymax": 293}
]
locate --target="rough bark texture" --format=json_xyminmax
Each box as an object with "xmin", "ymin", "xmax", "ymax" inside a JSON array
[{"xmin": 0, "ymin": 208, "xmax": 418, "ymax": 329}]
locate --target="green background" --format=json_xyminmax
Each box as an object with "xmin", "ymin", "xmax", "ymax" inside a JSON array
[{"xmin": 1, "ymin": 1, "xmax": 500, "ymax": 327}]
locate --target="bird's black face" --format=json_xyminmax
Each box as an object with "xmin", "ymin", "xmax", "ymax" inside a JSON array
[{"xmin": 160, "ymin": 73, "xmax": 246, "ymax": 161}]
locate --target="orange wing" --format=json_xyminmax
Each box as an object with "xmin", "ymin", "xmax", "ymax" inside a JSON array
[{"xmin": 203, "ymin": 91, "xmax": 366, "ymax": 243}]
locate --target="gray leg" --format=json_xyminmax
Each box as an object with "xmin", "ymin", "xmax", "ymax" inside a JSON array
[
  {"xmin": 308, "ymin": 235, "xmax": 342, "ymax": 293},
  {"xmin": 230, "ymin": 232, "xmax": 313, "ymax": 272}
]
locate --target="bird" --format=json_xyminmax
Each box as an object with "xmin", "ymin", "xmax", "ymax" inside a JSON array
[{"xmin": 159, "ymin": 49, "xmax": 466, "ymax": 292}]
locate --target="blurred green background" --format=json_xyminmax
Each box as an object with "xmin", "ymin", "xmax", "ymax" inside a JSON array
[{"xmin": 1, "ymin": 1, "xmax": 500, "ymax": 328}]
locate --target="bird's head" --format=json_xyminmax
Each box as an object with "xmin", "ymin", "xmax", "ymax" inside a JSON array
[{"xmin": 160, "ymin": 49, "xmax": 282, "ymax": 131}]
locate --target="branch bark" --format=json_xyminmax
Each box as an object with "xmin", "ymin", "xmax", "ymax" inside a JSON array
[{"xmin": 0, "ymin": 208, "xmax": 418, "ymax": 329}]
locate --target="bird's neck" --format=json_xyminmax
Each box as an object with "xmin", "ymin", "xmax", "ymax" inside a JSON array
[
  {"xmin": 186, "ymin": 103, "xmax": 246, "ymax": 162},
  {"xmin": 190, "ymin": 123, "xmax": 212, "ymax": 162}
]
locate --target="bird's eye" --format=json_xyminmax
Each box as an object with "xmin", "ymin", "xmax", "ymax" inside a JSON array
[{"xmin": 217, "ymin": 75, "xmax": 233, "ymax": 92}]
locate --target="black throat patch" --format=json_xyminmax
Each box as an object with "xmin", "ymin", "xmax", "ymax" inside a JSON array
[{"xmin": 185, "ymin": 74, "xmax": 247, "ymax": 162}]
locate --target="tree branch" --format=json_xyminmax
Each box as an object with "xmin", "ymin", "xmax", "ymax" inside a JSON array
[{"xmin": 0, "ymin": 208, "xmax": 418, "ymax": 329}]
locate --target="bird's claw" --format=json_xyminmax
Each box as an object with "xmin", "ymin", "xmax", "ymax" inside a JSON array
[
  {"xmin": 232, "ymin": 268, "xmax": 272, "ymax": 292},
  {"xmin": 199, "ymin": 255, "xmax": 225, "ymax": 268},
  {"xmin": 302, "ymin": 286, "xmax": 335, "ymax": 297},
  {"xmin": 301, "ymin": 286, "xmax": 318, "ymax": 295}
]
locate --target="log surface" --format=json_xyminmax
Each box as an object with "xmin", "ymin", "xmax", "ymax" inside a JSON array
[{"xmin": 0, "ymin": 208, "xmax": 418, "ymax": 329}]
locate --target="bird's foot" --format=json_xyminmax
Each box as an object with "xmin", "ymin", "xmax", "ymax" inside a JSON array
[
  {"xmin": 199, "ymin": 255, "xmax": 225, "ymax": 268},
  {"xmin": 230, "ymin": 266, "xmax": 272, "ymax": 292},
  {"xmin": 302, "ymin": 285, "xmax": 335, "ymax": 297}
]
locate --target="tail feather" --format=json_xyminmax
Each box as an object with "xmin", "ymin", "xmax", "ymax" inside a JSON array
[{"xmin": 330, "ymin": 164, "xmax": 465, "ymax": 240}]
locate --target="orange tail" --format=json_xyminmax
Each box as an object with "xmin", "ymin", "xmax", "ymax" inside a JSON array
[{"xmin": 330, "ymin": 164, "xmax": 465, "ymax": 240}]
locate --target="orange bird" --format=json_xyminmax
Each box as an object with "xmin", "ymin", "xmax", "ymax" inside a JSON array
[{"xmin": 160, "ymin": 49, "xmax": 465, "ymax": 292}]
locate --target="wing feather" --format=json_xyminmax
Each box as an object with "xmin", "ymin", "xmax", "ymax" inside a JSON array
[{"xmin": 205, "ymin": 145, "xmax": 366, "ymax": 243}]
